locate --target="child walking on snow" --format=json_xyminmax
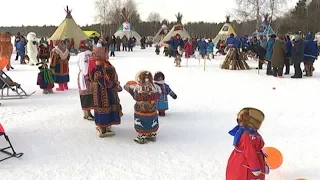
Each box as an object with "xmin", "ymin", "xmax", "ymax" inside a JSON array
[
  {"xmin": 36, "ymin": 62, "xmax": 54, "ymax": 94},
  {"xmin": 154, "ymin": 72, "xmax": 177, "ymax": 116},
  {"xmin": 226, "ymin": 107, "xmax": 269, "ymax": 180},
  {"xmin": 124, "ymin": 70, "xmax": 161, "ymax": 144}
]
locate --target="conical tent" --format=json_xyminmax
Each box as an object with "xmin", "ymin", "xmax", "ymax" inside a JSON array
[
  {"xmin": 153, "ymin": 24, "xmax": 169, "ymax": 44},
  {"xmin": 252, "ymin": 14, "xmax": 275, "ymax": 37},
  {"xmin": 159, "ymin": 24, "xmax": 191, "ymax": 46},
  {"xmin": 213, "ymin": 17, "xmax": 237, "ymax": 46},
  {"xmin": 49, "ymin": 6, "xmax": 88, "ymax": 49},
  {"xmin": 114, "ymin": 22, "xmax": 142, "ymax": 45}
]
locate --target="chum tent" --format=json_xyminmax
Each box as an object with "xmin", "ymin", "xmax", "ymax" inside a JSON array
[
  {"xmin": 83, "ymin": 31, "xmax": 100, "ymax": 38},
  {"xmin": 49, "ymin": 6, "xmax": 88, "ymax": 49},
  {"xmin": 252, "ymin": 14, "xmax": 275, "ymax": 37},
  {"xmin": 213, "ymin": 16, "xmax": 237, "ymax": 46},
  {"xmin": 153, "ymin": 24, "xmax": 169, "ymax": 44},
  {"xmin": 159, "ymin": 24, "xmax": 191, "ymax": 46},
  {"xmin": 114, "ymin": 22, "xmax": 141, "ymax": 44}
]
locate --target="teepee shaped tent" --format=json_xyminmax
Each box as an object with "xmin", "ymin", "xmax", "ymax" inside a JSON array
[
  {"xmin": 252, "ymin": 14, "xmax": 275, "ymax": 37},
  {"xmin": 49, "ymin": 6, "xmax": 88, "ymax": 49},
  {"xmin": 153, "ymin": 24, "xmax": 169, "ymax": 44},
  {"xmin": 213, "ymin": 16, "xmax": 237, "ymax": 46},
  {"xmin": 159, "ymin": 13, "xmax": 191, "ymax": 46},
  {"xmin": 114, "ymin": 22, "xmax": 142, "ymax": 45}
]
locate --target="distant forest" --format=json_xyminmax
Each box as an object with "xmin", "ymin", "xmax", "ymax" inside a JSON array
[{"xmin": 0, "ymin": 0, "xmax": 319, "ymax": 38}]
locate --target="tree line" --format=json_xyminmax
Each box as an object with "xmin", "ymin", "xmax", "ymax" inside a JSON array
[{"xmin": 0, "ymin": 0, "xmax": 318, "ymax": 39}]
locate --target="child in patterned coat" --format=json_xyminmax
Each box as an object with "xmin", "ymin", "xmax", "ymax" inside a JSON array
[
  {"xmin": 154, "ymin": 72, "xmax": 177, "ymax": 116},
  {"xmin": 36, "ymin": 62, "xmax": 54, "ymax": 94},
  {"xmin": 124, "ymin": 70, "xmax": 161, "ymax": 144},
  {"xmin": 226, "ymin": 107, "xmax": 269, "ymax": 180}
]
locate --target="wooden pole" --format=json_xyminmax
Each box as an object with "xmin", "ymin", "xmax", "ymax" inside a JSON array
[
  {"xmin": 186, "ymin": 57, "xmax": 189, "ymax": 67},
  {"xmin": 204, "ymin": 56, "xmax": 207, "ymax": 71}
]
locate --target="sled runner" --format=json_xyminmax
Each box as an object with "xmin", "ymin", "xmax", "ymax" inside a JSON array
[
  {"xmin": 0, "ymin": 123, "xmax": 24, "ymax": 162},
  {"xmin": 0, "ymin": 70, "xmax": 35, "ymax": 100}
]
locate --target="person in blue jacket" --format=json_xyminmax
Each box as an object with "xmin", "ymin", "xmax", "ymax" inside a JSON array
[
  {"xmin": 303, "ymin": 33, "xmax": 319, "ymax": 76},
  {"xmin": 265, "ymin": 34, "xmax": 276, "ymax": 75},
  {"xmin": 206, "ymin": 39, "xmax": 214, "ymax": 60},
  {"xmin": 284, "ymin": 35, "xmax": 293, "ymax": 74},
  {"xmin": 226, "ymin": 33, "xmax": 236, "ymax": 50},
  {"xmin": 16, "ymin": 37, "xmax": 26, "ymax": 64},
  {"xmin": 199, "ymin": 38, "xmax": 207, "ymax": 58}
]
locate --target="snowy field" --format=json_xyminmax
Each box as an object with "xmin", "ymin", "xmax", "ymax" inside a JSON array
[{"xmin": 1, "ymin": 47, "xmax": 320, "ymax": 180}]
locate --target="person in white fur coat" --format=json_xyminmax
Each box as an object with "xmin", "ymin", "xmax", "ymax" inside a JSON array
[{"xmin": 26, "ymin": 32, "xmax": 38, "ymax": 65}]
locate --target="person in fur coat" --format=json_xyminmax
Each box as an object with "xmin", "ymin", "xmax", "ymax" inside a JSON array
[
  {"xmin": 36, "ymin": 62, "xmax": 54, "ymax": 94},
  {"xmin": 153, "ymin": 72, "xmax": 177, "ymax": 116},
  {"xmin": 226, "ymin": 107, "xmax": 269, "ymax": 180},
  {"xmin": 123, "ymin": 70, "xmax": 161, "ymax": 144}
]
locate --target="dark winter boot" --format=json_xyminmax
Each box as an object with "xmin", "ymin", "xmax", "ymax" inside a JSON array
[
  {"xmin": 158, "ymin": 111, "xmax": 165, "ymax": 116},
  {"xmin": 96, "ymin": 126, "xmax": 115, "ymax": 138},
  {"xmin": 84, "ymin": 111, "xmax": 94, "ymax": 121}
]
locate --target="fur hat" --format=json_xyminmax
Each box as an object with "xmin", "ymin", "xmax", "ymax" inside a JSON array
[
  {"xmin": 237, "ymin": 107, "xmax": 265, "ymax": 130},
  {"xmin": 135, "ymin": 70, "xmax": 153, "ymax": 84},
  {"xmin": 154, "ymin": 71, "xmax": 165, "ymax": 81}
]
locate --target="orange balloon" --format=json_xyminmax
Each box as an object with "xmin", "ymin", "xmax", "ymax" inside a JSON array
[
  {"xmin": 0, "ymin": 57, "xmax": 8, "ymax": 70},
  {"xmin": 262, "ymin": 146, "xmax": 283, "ymax": 169}
]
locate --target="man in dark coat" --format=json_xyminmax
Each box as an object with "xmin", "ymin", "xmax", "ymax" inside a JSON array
[{"xmin": 291, "ymin": 35, "xmax": 304, "ymax": 78}]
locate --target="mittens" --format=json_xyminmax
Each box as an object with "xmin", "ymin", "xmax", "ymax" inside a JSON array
[
  {"xmin": 252, "ymin": 169, "xmax": 261, "ymax": 176},
  {"xmin": 172, "ymin": 94, "xmax": 177, "ymax": 99}
]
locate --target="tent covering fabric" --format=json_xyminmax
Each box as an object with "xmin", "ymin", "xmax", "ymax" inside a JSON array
[
  {"xmin": 252, "ymin": 22, "xmax": 275, "ymax": 37},
  {"xmin": 114, "ymin": 22, "xmax": 142, "ymax": 44},
  {"xmin": 213, "ymin": 23, "xmax": 237, "ymax": 46},
  {"xmin": 49, "ymin": 14, "xmax": 88, "ymax": 49},
  {"xmin": 159, "ymin": 24, "xmax": 191, "ymax": 47},
  {"xmin": 153, "ymin": 24, "xmax": 169, "ymax": 44},
  {"xmin": 83, "ymin": 31, "xmax": 100, "ymax": 38}
]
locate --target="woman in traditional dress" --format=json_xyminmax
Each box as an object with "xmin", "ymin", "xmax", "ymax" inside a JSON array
[
  {"xmin": 88, "ymin": 47, "xmax": 123, "ymax": 138},
  {"xmin": 49, "ymin": 40, "xmax": 70, "ymax": 91},
  {"xmin": 77, "ymin": 40, "xmax": 94, "ymax": 120}
]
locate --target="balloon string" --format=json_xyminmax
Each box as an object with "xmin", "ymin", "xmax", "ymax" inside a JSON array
[{"xmin": 242, "ymin": 165, "xmax": 266, "ymax": 175}]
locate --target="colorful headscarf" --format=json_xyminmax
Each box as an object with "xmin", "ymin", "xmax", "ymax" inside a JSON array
[{"xmin": 88, "ymin": 47, "xmax": 108, "ymax": 74}]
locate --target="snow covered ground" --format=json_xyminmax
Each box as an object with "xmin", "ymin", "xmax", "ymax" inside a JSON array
[{"xmin": 1, "ymin": 47, "xmax": 320, "ymax": 180}]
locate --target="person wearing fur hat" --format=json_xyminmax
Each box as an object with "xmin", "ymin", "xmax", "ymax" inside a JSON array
[
  {"xmin": 88, "ymin": 47, "xmax": 123, "ymax": 138},
  {"xmin": 77, "ymin": 40, "xmax": 94, "ymax": 120},
  {"xmin": 226, "ymin": 107, "xmax": 269, "ymax": 180},
  {"xmin": 123, "ymin": 70, "xmax": 161, "ymax": 144},
  {"xmin": 154, "ymin": 72, "xmax": 177, "ymax": 116},
  {"xmin": 36, "ymin": 62, "xmax": 54, "ymax": 94}
]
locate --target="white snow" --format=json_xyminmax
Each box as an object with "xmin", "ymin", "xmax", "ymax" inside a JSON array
[{"xmin": 1, "ymin": 47, "xmax": 319, "ymax": 180}]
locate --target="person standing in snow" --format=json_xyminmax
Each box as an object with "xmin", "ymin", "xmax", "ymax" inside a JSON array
[
  {"xmin": 77, "ymin": 40, "xmax": 94, "ymax": 120},
  {"xmin": 271, "ymin": 36, "xmax": 287, "ymax": 77},
  {"xmin": 291, "ymin": 35, "xmax": 304, "ymax": 78},
  {"xmin": 88, "ymin": 47, "xmax": 123, "ymax": 138},
  {"xmin": 226, "ymin": 107, "xmax": 269, "ymax": 180},
  {"xmin": 265, "ymin": 34, "xmax": 276, "ymax": 75},
  {"xmin": 49, "ymin": 40, "xmax": 70, "ymax": 91},
  {"xmin": 206, "ymin": 39, "xmax": 214, "ymax": 60},
  {"xmin": 284, "ymin": 35, "xmax": 293, "ymax": 75},
  {"xmin": 199, "ymin": 38, "xmax": 207, "ymax": 59},
  {"xmin": 123, "ymin": 71, "xmax": 161, "ymax": 144},
  {"xmin": 303, "ymin": 33, "xmax": 318, "ymax": 77},
  {"xmin": 153, "ymin": 72, "xmax": 177, "ymax": 116}
]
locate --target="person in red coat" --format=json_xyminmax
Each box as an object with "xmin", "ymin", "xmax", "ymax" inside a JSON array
[
  {"xmin": 226, "ymin": 107, "xmax": 269, "ymax": 180},
  {"xmin": 184, "ymin": 39, "xmax": 193, "ymax": 58}
]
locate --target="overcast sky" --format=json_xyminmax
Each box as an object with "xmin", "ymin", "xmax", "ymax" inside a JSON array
[{"xmin": 0, "ymin": 0, "xmax": 297, "ymax": 26}]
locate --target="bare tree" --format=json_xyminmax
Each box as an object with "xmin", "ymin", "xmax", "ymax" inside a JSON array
[
  {"xmin": 107, "ymin": 0, "xmax": 123, "ymax": 26},
  {"xmin": 147, "ymin": 12, "xmax": 162, "ymax": 22},
  {"xmin": 235, "ymin": 0, "xmax": 267, "ymax": 28},
  {"xmin": 94, "ymin": 0, "xmax": 110, "ymax": 36},
  {"xmin": 266, "ymin": 0, "xmax": 288, "ymax": 24}
]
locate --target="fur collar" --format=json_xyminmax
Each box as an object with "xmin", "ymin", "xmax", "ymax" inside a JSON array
[{"xmin": 53, "ymin": 46, "xmax": 69, "ymax": 60}]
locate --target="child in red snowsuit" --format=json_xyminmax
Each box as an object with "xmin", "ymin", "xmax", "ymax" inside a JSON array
[{"xmin": 226, "ymin": 107, "xmax": 269, "ymax": 180}]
